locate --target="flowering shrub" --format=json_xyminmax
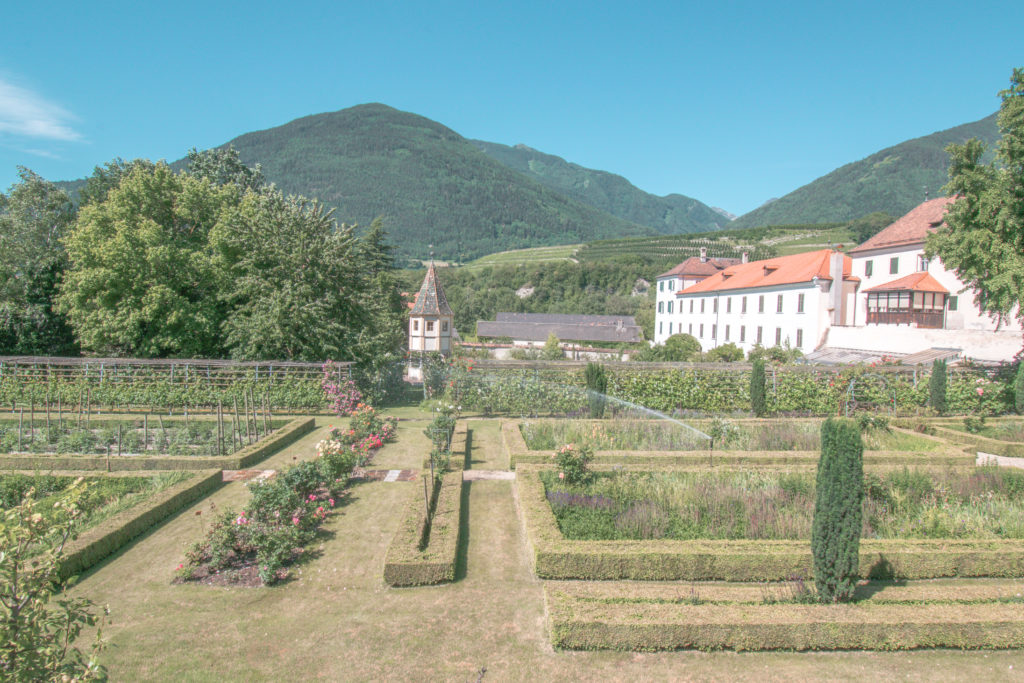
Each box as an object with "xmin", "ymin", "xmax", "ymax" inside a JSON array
[
  {"xmin": 553, "ymin": 443, "xmax": 593, "ymax": 485},
  {"xmin": 176, "ymin": 403, "xmax": 395, "ymax": 586},
  {"xmin": 322, "ymin": 361, "xmax": 363, "ymax": 417}
]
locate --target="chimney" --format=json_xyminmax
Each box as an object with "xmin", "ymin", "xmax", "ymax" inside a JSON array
[
  {"xmin": 829, "ymin": 250, "xmax": 845, "ymax": 325},
  {"xmin": 741, "ymin": 251, "xmax": 749, "ymax": 264},
  {"xmin": 700, "ymin": 247, "xmax": 707, "ymax": 263}
]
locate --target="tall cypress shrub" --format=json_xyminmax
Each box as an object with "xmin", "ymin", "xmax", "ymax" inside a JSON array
[
  {"xmin": 584, "ymin": 362, "xmax": 608, "ymax": 419},
  {"xmin": 750, "ymin": 357, "xmax": 767, "ymax": 417},
  {"xmin": 811, "ymin": 417, "xmax": 864, "ymax": 603},
  {"xmin": 1015, "ymin": 363, "xmax": 1024, "ymax": 415},
  {"xmin": 928, "ymin": 359, "xmax": 947, "ymax": 414}
]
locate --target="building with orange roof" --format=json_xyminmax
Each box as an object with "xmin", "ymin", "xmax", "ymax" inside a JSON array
[
  {"xmin": 658, "ymin": 248, "xmax": 858, "ymax": 355},
  {"xmin": 653, "ymin": 247, "xmax": 743, "ymax": 343},
  {"xmin": 847, "ymin": 197, "xmax": 1020, "ymax": 334}
]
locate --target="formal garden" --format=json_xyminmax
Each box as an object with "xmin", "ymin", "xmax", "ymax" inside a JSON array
[{"xmin": 5, "ymin": 355, "xmax": 1024, "ymax": 679}]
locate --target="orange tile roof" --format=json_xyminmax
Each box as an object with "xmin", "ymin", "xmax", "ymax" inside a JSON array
[
  {"xmin": 864, "ymin": 271, "xmax": 949, "ymax": 294},
  {"xmin": 849, "ymin": 197, "xmax": 955, "ymax": 254},
  {"xmin": 677, "ymin": 249, "xmax": 854, "ymax": 295},
  {"xmin": 657, "ymin": 256, "xmax": 740, "ymax": 279}
]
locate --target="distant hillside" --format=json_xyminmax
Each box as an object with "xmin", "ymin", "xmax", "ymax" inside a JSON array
[
  {"xmin": 470, "ymin": 140, "xmax": 727, "ymax": 234},
  {"xmin": 194, "ymin": 104, "xmax": 663, "ymax": 260},
  {"xmin": 732, "ymin": 113, "xmax": 999, "ymax": 228}
]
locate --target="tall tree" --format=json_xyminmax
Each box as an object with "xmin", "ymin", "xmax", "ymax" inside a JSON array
[
  {"xmin": 928, "ymin": 68, "xmax": 1024, "ymax": 328},
  {"xmin": 0, "ymin": 168, "xmax": 78, "ymax": 355},
  {"xmin": 58, "ymin": 163, "xmax": 236, "ymax": 357},
  {"xmin": 211, "ymin": 189, "xmax": 365, "ymax": 361},
  {"xmin": 78, "ymin": 158, "xmax": 157, "ymax": 206},
  {"xmin": 186, "ymin": 146, "xmax": 265, "ymax": 192}
]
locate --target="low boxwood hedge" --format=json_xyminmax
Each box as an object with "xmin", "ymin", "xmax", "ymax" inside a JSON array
[
  {"xmin": 546, "ymin": 589, "xmax": 1024, "ymax": 651},
  {"xmin": 0, "ymin": 417, "xmax": 315, "ymax": 471},
  {"xmin": 60, "ymin": 469, "xmax": 224, "ymax": 580},
  {"xmin": 384, "ymin": 469, "xmax": 463, "ymax": 587},
  {"xmin": 515, "ymin": 466, "xmax": 1024, "ymax": 581}
]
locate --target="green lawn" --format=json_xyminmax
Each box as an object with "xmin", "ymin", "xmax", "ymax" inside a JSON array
[{"xmin": 69, "ymin": 415, "xmax": 1024, "ymax": 679}]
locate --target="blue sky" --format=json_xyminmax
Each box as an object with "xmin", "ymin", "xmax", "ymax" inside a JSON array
[{"xmin": 1, "ymin": 1, "xmax": 1021, "ymax": 216}]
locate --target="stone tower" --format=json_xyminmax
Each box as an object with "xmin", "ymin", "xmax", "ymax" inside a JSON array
[{"xmin": 408, "ymin": 261, "xmax": 453, "ymax": 380}]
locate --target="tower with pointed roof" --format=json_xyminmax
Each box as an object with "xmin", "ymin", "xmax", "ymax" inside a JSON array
[{"xmin": 408, "ymin": 260, "xmax": 454, "ymax": 380}]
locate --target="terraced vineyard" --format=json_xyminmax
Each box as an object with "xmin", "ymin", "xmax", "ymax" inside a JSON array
[{"xmin": 462, "ymin": 243, "xmax": 582, "ymax": 270}]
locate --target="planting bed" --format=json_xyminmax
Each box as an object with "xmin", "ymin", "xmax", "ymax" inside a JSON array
[
  {"xmin": 541, "ymin": 466, "xmax": 1024, "ymax": 541},
  {"xmin": 515, "ymin": 465, "xmax": 1024, "ymax": 581},
  {"xmin": 546, "ymin": 580, "xmax": 1024, "ymax": 651}
]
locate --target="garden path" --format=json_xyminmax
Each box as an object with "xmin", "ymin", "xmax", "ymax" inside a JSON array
[{"xmin": 66, "ymin": 415, "xmax": 1024, "ymax": 680}]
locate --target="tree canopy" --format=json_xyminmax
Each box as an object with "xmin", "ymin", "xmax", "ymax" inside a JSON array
[
  {"xmin": 928, "ymin": 68, "xmax": 1024, "ymax": 328},
  {"xmin": 0, "ymin": 169, "xmax": 78, "ymax": 355}
]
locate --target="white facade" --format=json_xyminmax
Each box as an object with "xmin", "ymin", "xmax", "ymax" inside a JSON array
[
  {"xmin": 654, "ymin": 275, "xmax": 682, "ymax": 344},
  {"xmin": 674, "ymin": 282, "xmax": 831, "ymax": 355},
  {"xmin": 848, "ymin": 244, "xmax": 1020, "ymax": 332},
  {"xmin": 408, "ymin": 315, "xmax": 452, "ymax": 353}
]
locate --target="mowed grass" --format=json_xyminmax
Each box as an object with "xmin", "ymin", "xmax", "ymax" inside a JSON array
[{"xmin": 69, "ymin": 416, "xmax": 1024, "ymax": 679}]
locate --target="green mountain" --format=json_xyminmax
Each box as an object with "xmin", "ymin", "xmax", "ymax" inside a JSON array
[
  {"xmin": 469, "ymin": 140, "xmax": 727, "ymax": 234},
  {"xmin": 196, "ymin": 104, "xmax": 663, "ymax": 260},
  {"xmin": 731, "ymin": 113, "xmax": 1000, "ymax": 228}
]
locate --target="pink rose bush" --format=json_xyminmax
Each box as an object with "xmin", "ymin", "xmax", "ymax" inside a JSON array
[{"xmin": 177, "ymin": 401, "xmax": 397, "ymax": 586}]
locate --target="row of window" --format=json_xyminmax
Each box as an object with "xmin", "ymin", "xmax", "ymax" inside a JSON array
[
  {"xmin": 866, "ymin": 292, "xmax": 953, "ymax": 312},
  {"xmin": 658, "ymin": 293, "xmax": 807, "ymax": 315},
  {"xmin": 411, "ymin": 320, "xmax": 449, "ymax": 332},
  {"xmin": 658, "ymin": 279, "xmax": 677, "ymax": 292},
  {"xmin": 658, "ymin": 322, "xmax": 803, "ymax": 347},
  {"xmin": 864, "ymin": 255, "xmax": 930, "ymax": 278}
]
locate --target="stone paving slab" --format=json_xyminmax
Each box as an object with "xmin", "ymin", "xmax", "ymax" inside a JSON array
[
  {"xmin": 351, "ymin": 468, "xmax": 418, "ymax": 482},
  {"xmin": 222, "ymin": 469, "xmax": 276, "ymax": 482},
  {"xmin": 463, "ymin": 470, "xmax": 516, "ymax": 481}
]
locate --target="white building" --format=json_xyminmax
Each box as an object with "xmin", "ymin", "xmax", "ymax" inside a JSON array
[
  {"xmin": 407, "ymin": 262, "xmax": 454, "ymax": 380},
  {"xmin": 665, "ymin": 249, "xmax": 856, "ymax": 355},
  {"xmin": 653, "ymin": 248, "xmax": 740, "ymax": 344},
  {"xmin": 652, "ymin": 198, "xmax": 1022, "ymax": 362}
]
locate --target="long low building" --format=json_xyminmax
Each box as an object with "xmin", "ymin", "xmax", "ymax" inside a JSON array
[{"xmin": 476, "ymin": 313, "xmax": 644, "ymax": 345}]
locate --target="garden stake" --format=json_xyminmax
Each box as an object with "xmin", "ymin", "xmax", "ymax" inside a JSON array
[
  {"xmin": 144, "ymin": 414, "xmax": 149, "ymax": 451},
  {"xmin": 45, "ymin": 395, "xmax": 50, "ymax": 432},
  {"xmin": 158, "ymin": 415, "xmax": 166, "ymax": 453},
  {"xmin": 243, "ymin": 393, "xmax": 252, "ymax": 444},
  {"xmin": 18, "ymin": 408, "xmax": 23, "ymax": 452},
  {"xmin": 217, "ymin": 400, "xmax": 223, "ymax": 455},
  {"xmin": 57, "ymin": 397, "xmax": 61, "ymax": 429},
  {"xmin": 250, "ymin": 388, "xmax": 259, "ymax": 439},
  {"xmin": 117, "ymin": 424, "xmax": 122, "ymax": 456},
  {"xmin": 29, "ymin": 399, "xmax": 34, "ymax": 445},
  {"xmin": 263, "ymin": 393, "xmax": 270, "ymax": 434},
  {"xmin": 86, "ymin": 389, "xmax": 91, "ymax": 429},
  {"xmin": 106, "ymin": 445, "xmax": 110, "ymax": 472},
  {"xmin": 232, "ymin": 398, "xmax": 240, "ymax": 450},
  {"xmin": 184, "ymin": 403, "xmax": 189, "ymax": 429}
]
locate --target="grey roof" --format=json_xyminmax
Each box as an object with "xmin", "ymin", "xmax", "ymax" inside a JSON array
[
  {"xmin": 476, "ymin": 320, "xmax": 644, "ymax": 344},
  {"xmin": 494, "ymin": 312, "xmax": 638, "ymax": 326},
  {"xmin": 410, "ymin": 263, "xmax": 453, "ymax": 317}
]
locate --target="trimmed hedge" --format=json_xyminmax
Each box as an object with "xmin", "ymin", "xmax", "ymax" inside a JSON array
[
  {"xmin": 383, "ymin": 470, "xmax": 463, "ymax": 587},
  {"xmin": 515, "ymin": 466, "xmax": 1024, "ymax": 581},
  {"xmin": 547, "ymin": 589, "xmax": 1024, "ymax": 651},
  {"xmin": 421, "ymin": 422, "xmax": 469, "ymax": 470},
  {"xmin": 60, "ymin": 469, "xmax": 224, "ymax": 580},
  {"xmin": 0, "ymin": 417, "xmax": 315, "ymax": 471}
]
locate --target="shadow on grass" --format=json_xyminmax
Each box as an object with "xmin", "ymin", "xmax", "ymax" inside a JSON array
[
  {"xmin": 454, "ymin": 480, "xmax": 472, "ymax": 581},
  {"xmin": 464, "ymin": 429, "xmax": 474, "ymax": 470}
]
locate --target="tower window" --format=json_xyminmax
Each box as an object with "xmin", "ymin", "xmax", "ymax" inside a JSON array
[
  {"xmin": 442, "ymin": 321, "xmax": 448, "ymax": 332},
  {"xmin": 426, "ymin": 321, "xmax": 434, "ymax": 332},
  {"xmin": 413, "ymin": 320, "xmax": 419, "ymax": 331}
]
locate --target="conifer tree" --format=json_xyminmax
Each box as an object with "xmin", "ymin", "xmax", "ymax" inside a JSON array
[
  {"xmin": 584, "ymin": 362, "xmax": 608, "ymax": 418},
  {"xmin": 812, "ymin": 417, "xmax": 864, "ymax": 603},
  {"xmin": 750, "ymin": 357, "xmax": 767, "ymax": 417},
  {"xmin": 1015, "ymin": 363, "xmax": 1024, "ymax": 415},
  {"xmin": 929, "ymin": 359, "xmax": 948, "ymax": 414}
]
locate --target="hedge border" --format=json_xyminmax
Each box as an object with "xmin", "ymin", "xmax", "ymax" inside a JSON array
[
  {"xmin": 0, "ymin": 417, "xmax": 315, "ymax": 471},
  {"xmin": 546, "ymin": 589, "xmax": 1024, "ymax": 651},
  {"xmin": 383, "ymin": 470, "xmax": 463, "ymax": 586},
  {"xmin": 59, "ymin": 468, "xmax": 224, "ymax": 580},
  {"xmin": 515, "ymin": 466, "xmax": 1024, "ymax": 581},
  {"xmin": 504, "ymin": 420, "xmax": 967, "ymax": 469}
]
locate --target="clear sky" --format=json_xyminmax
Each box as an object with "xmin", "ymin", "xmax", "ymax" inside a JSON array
[{"xmin": 1, "ymin": 0, "xmax": 1021, "ymax": 216}]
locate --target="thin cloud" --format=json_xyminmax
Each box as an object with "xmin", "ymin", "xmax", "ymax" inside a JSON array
[
  {"xmin": 0, "ymin": 78, "xmax": 81, "ymax": 142},
  {"xmin": 22, "ymin": 147, "xmax": 63, "ymax": 160}
]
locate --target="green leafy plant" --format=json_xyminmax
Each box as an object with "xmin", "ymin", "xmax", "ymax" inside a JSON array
[
  {"xmin": 750, "ymin": 358, "xmax": 767, "ymax": 417},
  {"xmin": 963, "ymin": 415, "xmax": 987, "ymax": 434},
  {"xmin": 1015, "ymin": 362, "xmax": 1024, "ymax": 415},
  {"xmin": 553, "ymin": 443, "xmax": 593, "ymax": 485},
  {"xmin": 0, "ymin": 480, "xmax": 107, "ymax": 680},
  {"xmin": 929, "ymin": 359, "xmax": 948, "ymax": 414},
  {"xmin": 584, "ymin": 362, "xmax": 608, "ymax": 419},
  {"xmin": 812, "ymin": 418, "xmax": 863, "ymax": 603}
]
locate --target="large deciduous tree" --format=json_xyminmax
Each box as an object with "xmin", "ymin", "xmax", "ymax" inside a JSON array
[
  {"xmin": 211, "ymin": 189, "xmax": 364, "ymax": 361},
  {"xmin": 928, "ymin": 68, "xmax": 1024, "ymax": 328},
  {"xmin": 58, "ymin": 163, "xmax": 237, "ymax": 357},
  {"xmin": 0, "ymin": 168, "xmax": 79, "ymax": 355}
]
